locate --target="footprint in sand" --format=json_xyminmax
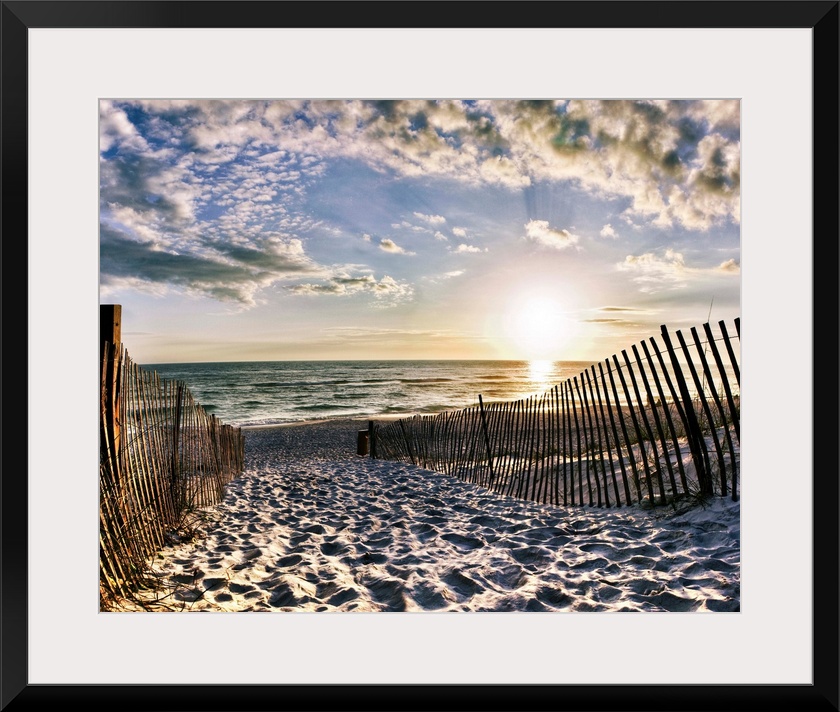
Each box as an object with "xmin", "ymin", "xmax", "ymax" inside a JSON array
[
  {"xmin": 326, "ymin": 587, "xmax": 359, "ymax": 607},
  {"xmin": 509, "ymin": 545, "xmax": 553, "ymax": 568},
  {"xmin": 276, "ymin": 553, "xmax": 304, "ymax": 568},
  {"xmin": 302, "ymin": 523, "xmax": 330, "ymax": 535},
  {"xmin": 705, "ymin": 598, "xmax": 739, "ymax": 612},
  {"xmin": 366, "ymin": 533, "xmax": 394, "ymax": 549},
  {"xmin": 535, "ymin": 585, "xmax": 572, "ymax": 609},
  {"xmin": 201, "ymin": 577, "xmax": 227, "ymax": 591},
  {"xmin": 441, "ymin": 533, "xmax": 484, "ymax": 551},
  {"xmin": 702, "ymin": 557, "xmax": 739, "ymax": 573},
  {"xmin": 361, "ymin": 574, "xmax": 407, "ymax": 611},
  {"xmin": 408, "ymin": 581, "xmax": 449, "ymax": 610},
  {"xmin": 319, "ymin": 541, "xmax": 348, "ymax": 557},
  {"xmin": 569, "ymin": 556, "xmax": 614, "ymax": 573},
  {"xmin": 441, "ymin": 570, "xmax": 481, "ymax": 598},
  {"xmin": 410, "ymin": 522, "xmax": 439, "ymax": 542},
  {"xmin": 491, "ymin": 562, "xmax": 529, "ymax": 591},
  {"xmin": 228, "ymin": 582, "xmax": 255, "ymax": 594},
  {"xmin": 643, "ymin": 590, "xmax": 700, "ymax": 612}
]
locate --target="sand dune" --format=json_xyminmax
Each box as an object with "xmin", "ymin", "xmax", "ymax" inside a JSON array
[{"xmin": 123, "ymin": 418, "xmax": 739, "ymax": 613}]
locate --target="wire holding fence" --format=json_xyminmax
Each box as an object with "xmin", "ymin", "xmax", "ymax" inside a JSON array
[
  {"xmin": 371, "ymin": 319, "xmax": 740, "ymax": 509},
  {"xmin": 99, "ymin": 342, "xmax": 245, "ymax": 607}
]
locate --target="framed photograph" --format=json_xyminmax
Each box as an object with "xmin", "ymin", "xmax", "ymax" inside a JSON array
[{"xmin": 8, "ymin": 2, "xmax": 837, "ymax": 710}]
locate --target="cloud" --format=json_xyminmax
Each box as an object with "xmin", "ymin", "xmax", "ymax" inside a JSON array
[
  {"xmin": 523, "ymin": 219, "xmax": 579, "ymax": 250},
  {"xmin": 600, "ymin": 223, "xmax": 618, "ymax": 238},
  {"xmin": 99, "ymin": 99, "xmax": 740, "ymax": 310},
  {"xmin": 413, "ymin": 212, "xmax": 446, "ymax": 225},
  {"xmin": 379, "ymin": 238, "xmax": 415, "ymax": 255},
  {"xmin": 99, "ymin": 224, "xmax": 321, "ymax": 306},
  {"xmin": 616, "ymin": 249, "xmax": 688, "ymax": 293},
  {"xmin": 454, "ymin": 244, "xmax": 484, "ymax": 254},
  {"xmin": 596, "ymin": 306, "xmax": 652, "ymax": 313},
  {"xmin": 426, "ymin": 269, "xmax": 466, "ymax": 283},
  {"xmin": 617, "ymin": 250, "xmax": 740, "ymax": 293},
  {"xmin": 321, "ymin": 325, "xmax": 484, "ymax": 345},
  {"xmin": 287, "ymin": 272, "xmax": 413, "ymax": 304},
  {"xmin": 105, "ymin": 100, "xmax": 740, "ymax": 236}
]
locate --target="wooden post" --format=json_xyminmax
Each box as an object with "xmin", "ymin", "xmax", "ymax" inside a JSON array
[
  {"xmin": 368, "ymin": 420, "xmax": 377, "ymax": 458},
  {"xmin": 660, "ymin": 325, "xmax": 713, "ymax": 497},
  {"xmin": 100, "ymin": 304, "xmax": 122, "ymax": 484},
  {"xmin": 357, "ymin": 429, "xmax": 369, "ymax": 456},
  {"xmin": 718, "ymin": 320, "xmax": 740, "ymax": 387},
  {"xmin": 478, "ymin": 395, "xmax": 496, "ymax": 487},
  {"xmin": 100, "ymin": 304, "xmax": 122, "ymax": 357}
]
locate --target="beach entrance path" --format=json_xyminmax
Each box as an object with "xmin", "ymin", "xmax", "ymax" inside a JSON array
[{"xmin": 128, "ymin": 419, "xmax": 740, "ymax": 613}]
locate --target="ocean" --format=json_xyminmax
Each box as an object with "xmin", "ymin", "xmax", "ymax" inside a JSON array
[{"xmin": 141, "ymin": 360, "xmax": 596, "ymax": 428}]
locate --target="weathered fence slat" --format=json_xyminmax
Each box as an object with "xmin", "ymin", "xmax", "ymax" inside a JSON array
[
  {"xmin": 589, "ymin": 366, "xmax": 621, "ymax": 507},
  {"xmin": 704, "ymin": 322, "xmax": 740, "ymax": 442},
  {"xmin": 677, "ymin": 328, "xmax": 727, "ymax": 496},
  {"xmin": 660, "ymin": 325, "xmax": 713, "ymax": 497},
  {"xmin": 718, "ymin": 320, "xmax": 741, "ymax": 388},
  {"xmin": 641, "ymin": 339, "xmax": 689, "ymax": 494},
  {"xmin": 691, "ymin": 326, "xmax": 738, "ymax": 497},
  {"xmin": 632, "ymin": 344, "xmax": 676, "ymax": 502}
]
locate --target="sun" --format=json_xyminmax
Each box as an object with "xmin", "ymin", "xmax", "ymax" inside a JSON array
[{"xmin": 501, "ymin": 295, "xmax": 573, "ymax": 360}]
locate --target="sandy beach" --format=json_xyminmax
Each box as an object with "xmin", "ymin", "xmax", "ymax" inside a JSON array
[{"xmin": 119, "ymin": 417, "xmax": 740, "ymax": 613}]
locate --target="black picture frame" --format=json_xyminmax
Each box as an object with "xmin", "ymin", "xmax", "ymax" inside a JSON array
[{"xmin": 3, "ymin": 2, "xmax": 837, "ymax": 710}]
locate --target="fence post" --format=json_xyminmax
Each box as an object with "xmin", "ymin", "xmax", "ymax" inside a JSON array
[
  {"xmin": 478, "ymin": 395, "xmax": 496, "ymax": 487},
  {"xmin": 100, "ymin": 304, "xmax": 122, "ymax": 482},
  {"xmin": 368, "ymin": 420, "xmax": 377, "ymax": 459},
  {"xmin": 660, "ymin": 325, "xmax": 712, "ymax": 497}
]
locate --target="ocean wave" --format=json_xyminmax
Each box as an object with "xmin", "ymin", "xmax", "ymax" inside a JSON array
[{"xmin": 400, "ymin": 378, "xmax": 454, "ymax": 384}]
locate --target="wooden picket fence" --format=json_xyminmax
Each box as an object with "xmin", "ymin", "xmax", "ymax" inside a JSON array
[
  {"xmin": 99, "ymin": 341, "xmax": 245, "ymax": 606},
  {"xmin": 371, "ymin": 320, "xmax": 740, "ymax": 509}
]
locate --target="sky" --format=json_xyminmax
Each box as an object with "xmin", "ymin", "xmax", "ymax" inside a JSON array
[{"xmin": 99, "ymin": 99, "xmax": 740, "ymax": 364}]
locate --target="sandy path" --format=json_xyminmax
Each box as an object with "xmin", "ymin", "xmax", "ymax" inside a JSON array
[{"xmin": 126, "ymin": 419, "xmax": 739, "ymax": 613}]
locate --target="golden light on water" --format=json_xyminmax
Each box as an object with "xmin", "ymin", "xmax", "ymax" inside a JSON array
[{"xmin": 527, "ymin": 358, "xmax": 555, "ymax": 391}]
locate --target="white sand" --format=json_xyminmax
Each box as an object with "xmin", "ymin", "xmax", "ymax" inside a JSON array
[{"xmin": 123, "ymin": 418, "xmax": 740, "ymax": 612}]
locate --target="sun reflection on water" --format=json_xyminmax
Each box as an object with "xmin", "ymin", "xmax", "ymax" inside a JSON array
[{"xmin": 528, "ymin": 359, "xmax": 556, "ymax": 392}]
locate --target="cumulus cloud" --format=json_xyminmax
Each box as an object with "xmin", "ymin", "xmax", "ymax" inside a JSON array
[
  {"xmin": 105, "ymin": 100, "xmax": 740, "ymax": 235},
  {"xmin": 454, "ymin": 244, "xmax": 484, "ymax": 254},
  {"xmin": 99, "ymin": 225, "xmax": 321, "ymax": 306},
  {"xmin": 524, "ymin": 220, "xmax": 579, "ymax": 250},
  {"xmin": 717, "ymin": 258, "xmax": 740, "ymax": 273},
  {"xmin": 287, "ymin": 272, "xmax": 413, "ymax": 305},
  {"xmin": 600, "ymin": 224, "xmax": 618, "ymax": 238},
  {"xmin": 100, "ymin": 98, "xmax": 739, "ymax": 310},
  {"xmin": 616, "ymin": 249, "xmax": 688, "ymax": 293},
  {"xmin": 379, "ymin": 238, "xmax": 415, "ymax": 255},
  {"xmin": 426, "ymin": 269, "xmax": 466, "ymax": 283},
  {"xmin": 617, "ymin": 250, "xmax": 739, "ymax": 293},
  {"xmin": 413, "ymin": 212, "xmax": 446, "ymax": 225}
]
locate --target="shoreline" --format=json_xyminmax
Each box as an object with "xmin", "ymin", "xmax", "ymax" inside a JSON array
[{"xmin": 240, "ymin": 413, "xmax": 411, "ymax": 431}]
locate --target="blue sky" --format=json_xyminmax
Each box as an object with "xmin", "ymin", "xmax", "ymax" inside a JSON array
[{"xmin": 100, "ymin": 99, "xmax": 740, "ymax": 363}]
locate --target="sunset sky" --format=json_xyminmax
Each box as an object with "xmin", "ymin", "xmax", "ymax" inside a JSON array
[{"xmin": 99, "ymin": 99, "xmax": 740, "ymax": 363}]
